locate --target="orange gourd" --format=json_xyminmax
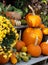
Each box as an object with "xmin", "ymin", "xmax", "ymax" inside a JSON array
[
  {"xmin": 22, "ymin": 28, "xmax": 43, "ymax": 46},
  {"xmin": 0, "ymin": 54, "xmax": 9, "ymax": 64},
  {"xmin": 15, "ymin": 40, "xmax": 25, "ymax": 51},
  {"xmin": 27, "ymin": 37, "xmax": 41, "ymax": 57},
  {"xmin": 42, "ymin": 28, "xmax": 48, "ymax": 35},
  {"xmin": 25, "ymin": 5, "xmax": 41, "ymax": 27},
  {"xmin": 39, "ymin": 23, "xmax": 45, "ymax": 29},
  {"xmin": 10, "ymin": 53, "xmax": 17, "ymax": 64},
  {"xmin": 40, "ymin": 40, "xmax": 48, "ymax": 55},
  {"xmin": 10, "ymin": 19, "xmax": 16, "ymax": 26}
]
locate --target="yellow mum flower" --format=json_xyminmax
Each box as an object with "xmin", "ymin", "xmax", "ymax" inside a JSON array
[
  {"xmin": 8, "ymin": 53, "xmax": 12, "ymax": 58},
  {"xmin": 0, "ymin": 15, "xmax": 19, "ymax": 58},
  {"xmin": 12, "ymin": 28, "xmax": 15, "ymax": 32},
  {"xmin": 0, "ymin": 46, "xmax": 2, "ymax": 49},
  {"xmin": 0, "ymin": 51, "xmax": 4, "ymax": 55},
  {"xmin": 3, "ymin": 54, "xmax": 8, "ymax": 59},
  {"xmin": 0, "ymin": 37, "xmax": 3, "ymax": 42},
  {"xmin": 0, "ymin": 16, "xmax": 3, "ymax": 21},
  {"xmin": 2, "ymin": 29, "xmax": 7, "ymax": 34},
  {"xmin": 2, "ymin": 24, "xmax": 8, "ymax": 28},
  {"xmin": 2, "ymin": 34, "xmax": 6, "ymax": 38}
]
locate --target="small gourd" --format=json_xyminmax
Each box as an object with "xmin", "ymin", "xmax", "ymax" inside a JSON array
[
  {"xmin": 15, "ymin": 40, "xmax": 25, "ymax": 51},
  {"xmin": 42, "ymin": 28, "xmax": 48, "ymax": 35},
  {"xmin": 40, "ymin": 40, "xmax": 48, "ymax": 55},
  {"xmin": 10, "ymin": 53, "xmax": 17, "ymax": 64}
]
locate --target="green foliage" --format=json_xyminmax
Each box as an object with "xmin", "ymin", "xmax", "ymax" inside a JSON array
[
  {"xmin": 5, "ymin": 5, "xmax": 23, "ymax": 16},
  {"xmin": 1, "ymin": 30, "xmax": 16, "ymax": 52},
  {"xmin": 29, "ymin": 0, "xmax": 48, "ymax": 26},
  {"xmin": 21, "ymin": 19, "xmax": 27, "ymax": 25},
  {"xmin": 0, "ymin": 0, "xmax": 48, "ymax": 26},
  {"xmin": 14, "ymin": 0, "xmax": 28, "ymax": 9},
  {"xmin": 41, "ymin": 12, "xmax": 48, "ymax": 27},
  {"xmin": 0, "ymin": 2, "xmax": 5, "ymax": 13},
  {"xmin": 14, "ymin": 0, "xmax": 29, "ymax": 16}
]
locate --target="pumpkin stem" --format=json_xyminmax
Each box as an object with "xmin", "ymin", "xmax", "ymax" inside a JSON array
[
  {"xmin": 35, "ymin": 36, "xmax": 38, "ymax": 46},
  {"xmin": 28, "ymin": 5, "xmax": 35, "ymax": 15},
  {"xmin": 46, "ymin": 40, "xmax": 48, "ymax": 44}
]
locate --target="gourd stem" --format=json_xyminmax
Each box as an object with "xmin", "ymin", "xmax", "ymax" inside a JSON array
[
  {"xmin": 46, "ymin": 40, "xmax": 48, "ymax": 44},
  {"xmin": 35, "ymin": 36, "xmax": 38, "ymax": 46},
  {"xmin": 28, "ymin": 5, "xmax": 35, "ymax": 15}
]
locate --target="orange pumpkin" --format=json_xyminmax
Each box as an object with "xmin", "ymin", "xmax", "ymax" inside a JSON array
[
  {"xmin": 0, "ymin": 54, "xmax": 9, "ymax": 64},
  {"xmin": 27, "ymin": 44, "xmax": 41, "ymax": 57},
  {"xmin": 22, "ymin": 28, "xmax": 43, "ymax": 46},
  {"xmin": 39, "ymin": 23, "xmax": 45, "ymax": 29},
  {"xmin": 42, "ymin": 28, "xmax": 48, "ymax": 35},
  {"xmin": 25, "ymin": 5, "xmax": 41, "ymax": 27},
  {"xmin": 15, "ymin": 40, "xmax": 25, "ymax": 51},
  {"xmin": 40, "ymin": 41, "xmax": 48, "ymax": 55}
]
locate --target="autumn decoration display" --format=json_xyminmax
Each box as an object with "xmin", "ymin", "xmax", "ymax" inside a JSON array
[
  {"xmin": 0, "ymin": 1, "xmax": 48, "ymax": 64},
  {"xmin": 0, "ymin": 16, "xmax": 19, "ymax": 64}
]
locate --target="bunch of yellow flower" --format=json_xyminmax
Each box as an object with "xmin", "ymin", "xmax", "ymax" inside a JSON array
[{"xmin": 0, "ymin": 16, "xmax": 19, "ymax": 57}]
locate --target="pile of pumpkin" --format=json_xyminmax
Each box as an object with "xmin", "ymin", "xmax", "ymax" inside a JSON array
[
  {"xmin": 22, "ymin": 5, "xmax": 48, "ymax": 57},
  {"xmin": 12, "ymin": 10, "xmax": 48, "ymax": 64},
  {"xmin": 10, "ymin": 7, "xmax": 48, "ymax": 64},
  {"xmin": 0, "ymin": 6, "xmax": 48, "ymax": 65},
  {"xmin": 22, "ymin": 8, "xmax": 48, "ymax": 57}
]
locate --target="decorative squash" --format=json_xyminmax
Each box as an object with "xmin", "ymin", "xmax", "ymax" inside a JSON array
[
  {"xmin": 39, "ymin": 23, "xmax": 45, "ymax": 29},
  {"xmin": 40, "ymin": 40, "xmax": 48, "ymax": 55},
  {"xmin": 15, "ymin": 40, "xmax": 25, "ymax": 51},
  {"xmin": 0, "ymin": 54, "xmax": 9, "ymax": 64},
  {"xmin": 10, "ymin": 53, "xmax": 17, "ymax": 64},
  {"xmin": 22, "ymin": 28, "xmax": 43, "ymax": 46},
  {"xmin": 21, "ymin": 46, "xmax": 27, "ymax": 52},
  {"xmin": 25, "ymin": 5, "xmax": 41, "ymax": 27},
  {"xmin": 42, "ymin": 28, "xmax": 48, "ymax": 35},
  {"xmin": 27, "ymin": 37, "xmax": 41, "ymax": 57},
  {"xmin": 10, "ymin": 19, "xmax": 16, "ymax": 26}
]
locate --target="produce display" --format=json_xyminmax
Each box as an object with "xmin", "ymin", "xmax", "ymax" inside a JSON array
[
  {"xmin": 0, "ymin": 16, "xmax": 19, "ymax": 64},
  {"xmin": 0, "ymin": 0, "xmax": 48, "ymax": 65}
]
